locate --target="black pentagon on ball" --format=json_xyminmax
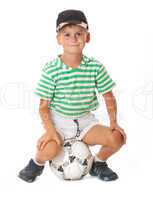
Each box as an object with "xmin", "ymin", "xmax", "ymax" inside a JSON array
[
  {"xmin": 82, "ymin": 159, "xmax": 88, "ymax": 165},
  {"xmin": 64, "ymin": 142, "xmax": 71, "ymax": 147},
  {"xmin": 57, "ymin": 166, "xmax": 64, "ymax": 172},
  {"xmin": 69, "ymin": 156, "xmax": 76, "ymax": 163}
]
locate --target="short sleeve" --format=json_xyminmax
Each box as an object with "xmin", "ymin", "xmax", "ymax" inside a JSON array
[
  {"xmin": 34, "ymin": 67, "xmax": 56, "ymax": 101},
  {"xmin": 96, "ymin": 65, "xmax": 116, "ymax": 94}
]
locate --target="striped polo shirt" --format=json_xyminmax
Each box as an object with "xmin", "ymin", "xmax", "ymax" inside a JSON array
[{"xmin": 35, "ymin": 55, "xmax": 116, "ymax": 118}]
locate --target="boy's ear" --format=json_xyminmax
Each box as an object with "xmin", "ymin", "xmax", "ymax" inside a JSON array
[
  {"xmin": 56, "ymin": 34, "xmax": 61, "ymax": 45},
  {"xmin": 86, "ymin": 32, "xmax": 90, "ymax": 43}
]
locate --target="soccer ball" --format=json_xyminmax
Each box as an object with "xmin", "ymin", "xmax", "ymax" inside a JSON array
[{"xmin": 49, "ymin": 138, "xmax": 93, "ymax": 180}]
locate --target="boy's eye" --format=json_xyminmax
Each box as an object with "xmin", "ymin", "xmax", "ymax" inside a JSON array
[
  {"xmin": 76, "ymin": 32, "xmax": 82, "ymax": 36},
  {"xmin": 64, "ymin": 33, "xmax": 70, "ymax": 37},
  {"xmin": 63, "ymin": 32, "xmax": 82, "ymax": 37}
]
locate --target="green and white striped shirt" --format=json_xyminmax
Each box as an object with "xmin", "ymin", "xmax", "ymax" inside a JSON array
[{"xmin": 35, "ymin": 55, "xmax": 116, "ymax": 118}]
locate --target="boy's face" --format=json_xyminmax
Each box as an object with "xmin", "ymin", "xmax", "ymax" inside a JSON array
[{"xmin": 57, "ymin": 25, "xmax": 90, "ymax": 55}]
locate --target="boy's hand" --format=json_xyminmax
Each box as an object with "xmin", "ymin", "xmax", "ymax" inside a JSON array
[
  {"xmin": 110, "ymin": 122, "xmax": 127, "ymax": 144},
  {"xmin": 37, "ymin": 131, "xmax": 63, "ymax": 151}
]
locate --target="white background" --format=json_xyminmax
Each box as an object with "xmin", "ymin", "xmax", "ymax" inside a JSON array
[{"xmin": 0, "ymin": 0, "xmax": 153, "ymax": 199}]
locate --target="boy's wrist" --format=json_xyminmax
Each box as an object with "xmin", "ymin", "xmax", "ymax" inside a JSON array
[
  {"xmin": 110, "ymin": 120, "xmax": 117, "ymax": 127},
  {"xmin": 45, "ymin": 129, "xmax": 57, "ymax": 136},
  {"xmin": 43, "ymin": 123, "xmax": 57, "ymax": 134}
]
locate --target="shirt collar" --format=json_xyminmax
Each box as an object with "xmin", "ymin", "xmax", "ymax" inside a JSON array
[{"xmin": 57, "ymin": 55, "xmax": 90, "ymax": 70}]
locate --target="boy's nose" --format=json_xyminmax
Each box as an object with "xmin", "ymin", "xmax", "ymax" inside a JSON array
[{"xmin": 70, "ymin": 35, "xmax": 77, "ymax": 42}]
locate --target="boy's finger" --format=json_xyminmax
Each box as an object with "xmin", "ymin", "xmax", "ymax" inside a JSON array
[
  {"xmin": 37, "ymin": 141, "xmax": 41, "ymax": 150},
  {"xmin": 55, "ymin": 137, "xmax": 62, "ymax": 146},
  {"xmin": 118, "ymin": 128, "xmax": 125, "ymax": 135},
  {"xmin": 56, "ymin": 139, "xmax": 61, "ymax": 146},
  {"xmin": 122, "ymin": 133, "xmax": 126, "ymax": 144},
  {"xmin": 114, "ymin": 128, "xmax": 126, "ymax": 144},
  {"xmin": 37, "ymin": 140, "xmax": 44, "ymax": 150},
  {"xmin": 124, "ymin": 134, "xmax": 127, "ymax": 143},
  {"xmin": 40, "ymin": 141, "xmax": 47, "ymax": 150}
]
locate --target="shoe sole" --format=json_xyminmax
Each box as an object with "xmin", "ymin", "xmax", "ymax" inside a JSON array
[
  {"xmin": 98, "ymin": 175, "xmax": 118, "ymax": 181},
  {"xmin": 90, "ymin": 171, "xmax": 118, "ymax": 181},
  {"xmin": 18, "ymin": 171, "xmax": 43, "ymax": 183},
  {"xmin": 89, "ymin": 170, "xmax": 97, "ymax": 176},
  {"xmin": 18, "ymin": 174, "xmax": 36, "ymax": 183}
]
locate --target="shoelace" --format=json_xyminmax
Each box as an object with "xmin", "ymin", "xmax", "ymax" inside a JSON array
[
  {"xmin": 24, "ymin": 164, "xmax": 32, "ymax": 171},
  {"xmin": 94, "ymin": 162, "xmax": 108, "ymax": 169},
  {"xmin": 94, "ymin": 162, "xmax": 115, "ymax": 177}
]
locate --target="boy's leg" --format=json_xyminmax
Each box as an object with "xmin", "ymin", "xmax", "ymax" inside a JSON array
[
  {"xmin": 82, "ymin": 124, "xmax": 124, "ymax": 159},
  {"xmin": 35, "ymin": 140, "xmax": 62, "ymax": 164},
  {"xmin": 18, "ymin": 140, "xmax": 61, "ymax": 182},
  {"xmin": 82, "ymin": 124, "xmax": 124, "ymax": 181}
]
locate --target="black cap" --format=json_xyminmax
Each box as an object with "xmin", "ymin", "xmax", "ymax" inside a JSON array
[{"xmin": 56, "ymin": 9, "xmax": 88, "ymax": 32}]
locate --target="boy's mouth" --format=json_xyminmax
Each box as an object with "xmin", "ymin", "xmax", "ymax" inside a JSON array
[{"xmin": 69, "ymin": 44, "xmax": 79, "ymax": 46}]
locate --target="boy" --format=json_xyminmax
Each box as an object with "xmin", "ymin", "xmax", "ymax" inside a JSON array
[{"xmin": 18, "ymin": 9, "xmax": 126, "ymax": 183}]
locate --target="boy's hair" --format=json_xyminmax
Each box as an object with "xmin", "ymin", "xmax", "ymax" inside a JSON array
[{"xmin": 56, "ymin": 9, "xmax": 88, "ymax": 32}]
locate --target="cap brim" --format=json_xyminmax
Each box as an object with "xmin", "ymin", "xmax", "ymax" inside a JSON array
[{"xmin": 56, "ymin": 21, "xmax": 88, "ymax": 32}]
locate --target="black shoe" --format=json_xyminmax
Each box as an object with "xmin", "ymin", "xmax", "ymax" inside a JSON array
[
  {"xmin": 89, "ymin": 161, "xmax": 118, "ymax": 181},
  {"xmin": 18, "ymin": 159, "xmax": 44, "ymax": 183}
]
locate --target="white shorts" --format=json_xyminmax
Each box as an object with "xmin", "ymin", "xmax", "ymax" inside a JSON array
[{"xmin": 50, "ymin": 110, "xmax": 100, "ymax": 141}]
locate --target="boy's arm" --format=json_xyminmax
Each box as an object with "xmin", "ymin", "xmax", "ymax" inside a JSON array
[
  {"xmin": 39, "ymin": 99, "xmax": 57, "ymax": 133},
  {"xmin": 38, "ymin": 99, "xmax": 62, "ymax": 150},
  {"xmin": 102, "ymin": 91, "xmax": 126, "ymax": 143},
  {"xmin": 102, "ymin": 91, "xmax": 117, "ymax": 126}
]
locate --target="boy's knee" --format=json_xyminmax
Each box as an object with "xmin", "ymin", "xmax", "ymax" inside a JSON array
[
  {"xmin": 37, "ymin": 140, "xmax": 61, "ymax": 161},
  {"xmin": 109, "ymin": 130, "xmax": 124, "ymax": 149}
]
